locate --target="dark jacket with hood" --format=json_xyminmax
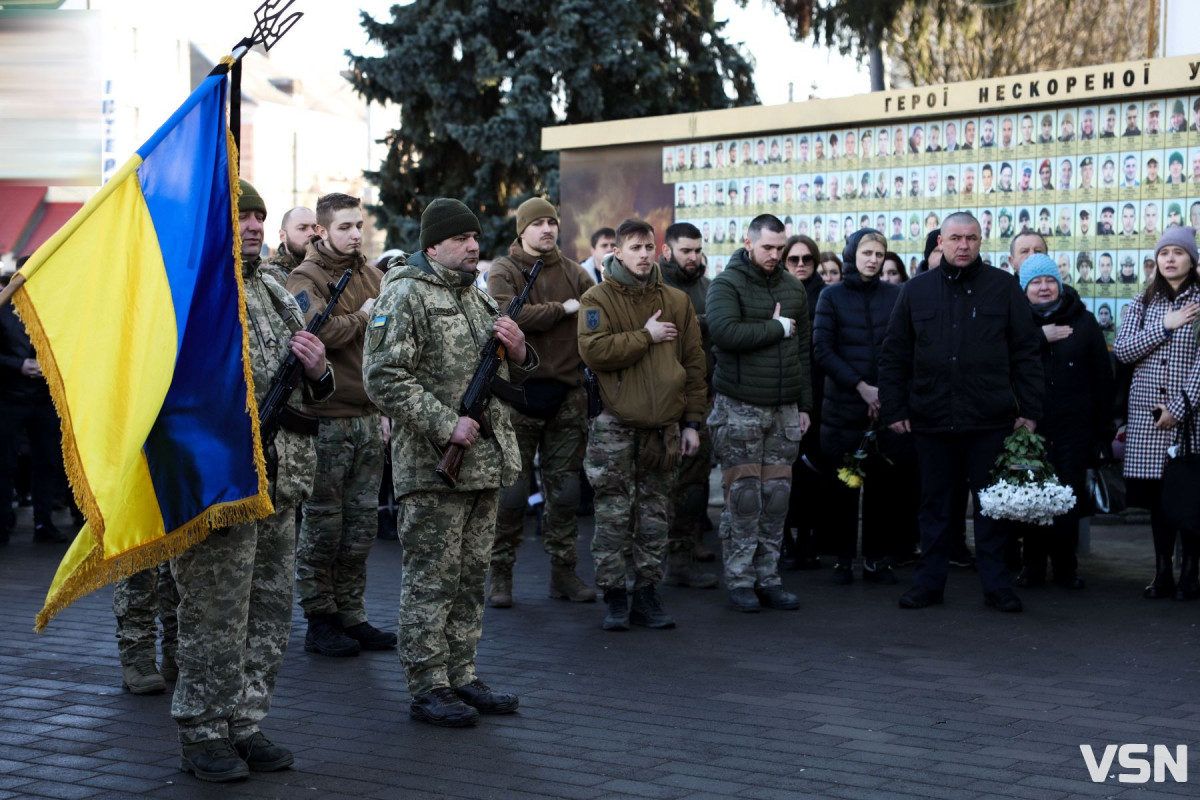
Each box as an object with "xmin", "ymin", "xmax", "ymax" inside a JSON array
[
  {"xmin": 1030, "ymin": 284, "xmax": 1115, "ymax": 487},
  {"xmin": 813, "ymin": 229, "xmax": 901, "ymax": 452},
  {"xmin": 879, "ymin": 255, "xmax": 1044, "ymax": 433},
  {"xmin": 706, "ymin": 247, "xmax": 812, "ymax": 411}
]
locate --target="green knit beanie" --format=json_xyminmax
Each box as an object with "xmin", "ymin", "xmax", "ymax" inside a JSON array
[
  {"xmin": 420, "ymin": 198, "xmax": 481, "ymax": 250},
  {"xmin": 515, "ymin": 196, "xmax": 558, "ymax": 234},
  {"xmin": 238, "ymin": 179, "xmax": 266, "ymax": 218}
]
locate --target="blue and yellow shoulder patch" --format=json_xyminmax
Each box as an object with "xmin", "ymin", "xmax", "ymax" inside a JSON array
[
  {"xmin": 295, "ymin": 290, "xmax": 310, "ymax": 313},
  {"xmin": 367, "ymin": 314, "xmax": 389, "ymax": 350},
  {"xmin": 585, "ymin": 308, "xmax": 600, "ymax": 330}
]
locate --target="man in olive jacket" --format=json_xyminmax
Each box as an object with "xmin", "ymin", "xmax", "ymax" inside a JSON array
[
  {"xmin": 363, "ymin": 199, "xmax": 537, "ymax": 726},
  {"xmin": 706, "ymin": 214, "xmax": 812, "ymax": 614},
  {"xmin": 578, "ymin": 219, "xmax": 707, "ymax": 632},
  {"xmin": 879, "ymin": 212, "xmax": 1043, "ymax": 613},
  {"xmin": 486, "ymin": 197, "xmax": 596, "ymax": 608}
]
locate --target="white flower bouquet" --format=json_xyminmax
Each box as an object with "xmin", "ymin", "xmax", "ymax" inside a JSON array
[{"xmin": 977, "ymin": 428, "xmax": 1076, "ymax": 526}]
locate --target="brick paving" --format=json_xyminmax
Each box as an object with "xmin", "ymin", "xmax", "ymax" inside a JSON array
[{"xmin": 1, "ymin": 504, "xmax": 1198, "ymax": 799}]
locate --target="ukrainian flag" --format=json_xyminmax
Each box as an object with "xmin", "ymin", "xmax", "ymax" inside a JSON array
[{"xmin": 16, "ymin": 59, "xmax": 273, "ymax": 631}]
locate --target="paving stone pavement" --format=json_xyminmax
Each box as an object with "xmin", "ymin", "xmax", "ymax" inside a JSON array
[{"xmin": 1, "ymin": 504, "xmax": 1198, "ymax": 800}]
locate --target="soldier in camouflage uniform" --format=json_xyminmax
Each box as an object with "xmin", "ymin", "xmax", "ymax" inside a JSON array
[
  {"xmin": 706, "ymin": 214, "xmax": 812, "ymax": 614},
  {"xmin": 658, "ymin": 222, "xmax": 718, "ymax": 589},
  {"xmin": 364, "ymin": 198, "xmax": 536, "ymax": 727},
  {"xmin": 262, "ymin": 206, "xmax": 316, "ymax": 284},
  {"xmin": 287, "ymin": 194, "xmax": 393, "ymax": 658},
  {"xmin": 172, "ymin": 181, "xmax": 334, "ymax": 783},
  {"xmin": 578, "ymin": 219, "xmax": 707, "ymax": 632},
  {"xmin": 112, "ymin": 561, "xmax": 179, "ymax": 694},
  {"xmin": 486, "ymin": 197, "xmax": 596, "ymax": 608}
]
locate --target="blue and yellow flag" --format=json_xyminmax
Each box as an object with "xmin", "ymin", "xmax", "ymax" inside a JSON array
[{"xmin": 16, "ymin": 60, "xmax": 272, "ymax": 631}]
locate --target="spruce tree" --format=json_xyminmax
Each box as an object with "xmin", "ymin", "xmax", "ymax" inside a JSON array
[{"xmin": 348, "ymin": 0, "xmax": 756, "ymax": 253}]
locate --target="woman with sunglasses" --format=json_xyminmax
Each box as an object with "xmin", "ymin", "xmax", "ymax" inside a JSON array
[{"xmin": 781, "ymin": 235, "xmax": 826, "ymax": 570}]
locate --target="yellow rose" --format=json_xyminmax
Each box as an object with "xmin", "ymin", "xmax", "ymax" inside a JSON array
[{"xmin": 846, "ymin": 474, "xmax": 863, "ymax": 489}]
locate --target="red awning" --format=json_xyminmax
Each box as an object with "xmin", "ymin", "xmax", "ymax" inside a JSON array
[
  {"xmin": 19, "ymin": 202, "xmax": 83, "ymax": 259},
  {"xmin": 0, "ymin": 186, "xmax": 45, "ymax": 253}
]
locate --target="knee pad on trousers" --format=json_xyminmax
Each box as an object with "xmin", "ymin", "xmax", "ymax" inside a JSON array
[
  {"xmin": 498, "ymin": 483, "xmax": 528, "ymax": 512},
  {"xmin": 556, "ymin": 473, "xmax": 580, "ymax": 507},
  {"xmin": 763, "ymin": 479, "xmax": 791, "ymax": 516},
  {"xmin": 729, "ymin": 479, "xmax": 762, "ymax": 516}
]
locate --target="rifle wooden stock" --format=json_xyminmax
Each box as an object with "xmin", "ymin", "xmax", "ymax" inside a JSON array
[{"xmin": 435, "ymin": 443, "xmax": 466, "ymax": 488}]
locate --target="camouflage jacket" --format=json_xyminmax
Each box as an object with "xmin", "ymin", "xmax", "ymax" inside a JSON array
[
  {"xmin": 263, "ymin": 246, "xmax": 300, "ymax": 285},
  {"xmin": 244, "ymin": 257, "xmax": 335, "ymax": 507},
  {"xmin": 363, "ymin": 252, "xmax": 538, "ymax": 497}
]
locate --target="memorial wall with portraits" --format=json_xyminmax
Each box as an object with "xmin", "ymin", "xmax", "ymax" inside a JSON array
[{"xmin": 661, "ymin": 96, "xmax": 1200, "ymax": 344}]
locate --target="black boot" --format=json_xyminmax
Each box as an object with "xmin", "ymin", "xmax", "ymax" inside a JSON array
[
  {"xmin": 1144, "ymin": 556, "xmax": 1176, "ymax": 599},
  {"xmin": 629, "ymin": 584, "xmax": 675, "ymax": 629},
  {"xmin": 343, "ymin": 621, "xmax": 397, "ymax": 650},
  {"xmin": 1175, "ymin": 534, "xmax": 1200, "ymax": 601},
  {"xmin": 601, "ymin": 587, "xmax": 629, "ymax": 631},
  {"xmin": 304, "ymin": 614, "xmax": 361, "ymax": 657}
]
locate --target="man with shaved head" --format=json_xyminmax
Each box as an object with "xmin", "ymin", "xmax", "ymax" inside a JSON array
[{"xmin": 266, "ymin": 206, "xmax": 318, "ymax": 282}]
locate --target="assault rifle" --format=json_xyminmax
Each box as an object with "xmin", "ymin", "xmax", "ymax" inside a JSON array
[
  {"xmin": 258, "ymin": 269, "xmax": 353, "ymax": 447},
  {"xmin": 436, "ymin": 259, "xmax": 543, "ymax": 487}
]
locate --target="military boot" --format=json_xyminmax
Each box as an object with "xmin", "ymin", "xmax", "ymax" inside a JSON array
[
  {"xmin": 663, "ymin": 551, "xmax": 718, "ymax": 589},
  {"xmin": 629, "ymin": 584, "xmax": 675, "ymax": 629},
  {"xmin": 303, "ymin": 613, "xmax": 360, "ymax": 657},
  {"xmin": 343, "ymin": 621, "xmax": 397, "ymax": 650},
  {"xmin": 180, "ymin": 738, "xmax": 249, "ymax": 782},
  {"xmin": 602, "ymin": 587, "xmax": 629, "ymax": 631},
  {"xmin": 549, "ymin": 562, "xmax": 597, "ymax": 602},
  {"xmin": 488, "ymin": 568, "xmax": 513, "ymax": 608},
  {"xmin": 159, "ymin": 651, "xmax": 179, "ymax": 682},
  {"xmin": 233, "ymin": 731, "xmax": 294, "ymax": 771},
  {"xmin": 121, "ymin": 661, "xmax": 166, "ymax": 695}
]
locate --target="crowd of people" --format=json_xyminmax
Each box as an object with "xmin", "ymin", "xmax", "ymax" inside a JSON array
[{"xmin": 3, "ymin": 183, "xmax": 1199, "ymax": 785}]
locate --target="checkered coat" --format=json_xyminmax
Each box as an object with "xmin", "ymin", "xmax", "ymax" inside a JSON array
[{"xmin": 1113, "ymin": 283, "xmax": 1200, "ymax": 479}]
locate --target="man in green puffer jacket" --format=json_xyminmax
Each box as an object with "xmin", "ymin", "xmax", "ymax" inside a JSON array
[{"xmin": 706, "ymin": 214, "xmax": 812, "ymax": 614}]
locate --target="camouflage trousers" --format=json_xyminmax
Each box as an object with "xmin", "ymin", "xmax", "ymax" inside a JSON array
[
  {"xmin": 397, "ymin": 489, "xmax": 498, "ymax": 697},
  {"xmin": 112, "ymin": 561, "xmax": 178, "ymax": 667},
  {"xmin": 170, "ymin": 503, "xmax": 295, "ymax": 745},
  {"xmin": 709, "ymin": 394, "xmax": 803, "ymax": 590},
  {"xmin": 585, "ymin": 413, "xmax": 677, "ymax": 592},
  {"xmin": 296, "ymin": 415, "xmax": 384, "ymax": 626},
  {"xmin": 668, "ymin": 425, "xmax": 713, "ymax": 556},
  {"xmin": 493, "ymin": 389, "xmax": 587, "ymax": 571}
]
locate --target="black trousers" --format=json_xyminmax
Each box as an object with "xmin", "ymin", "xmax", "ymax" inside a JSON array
[
  {"xmin": 0, "ymin": 400, "xmax": 60, "ymax": 532},
  {"xmin": 912, "ymin": 429, "xmax": 1013, "ymax": 594}
]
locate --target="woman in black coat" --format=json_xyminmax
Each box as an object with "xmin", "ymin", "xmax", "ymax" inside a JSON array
[
  {"xmin": 783, "ymin": 234, "xmax": 826, "ymax": 570},
  {"xmin": 813, "ymin": 229, "xmax": 914, "ymax": 584},
  {"xmin": 1013, "ymin": 254, "xmax": 1114, "ymax": 589}
]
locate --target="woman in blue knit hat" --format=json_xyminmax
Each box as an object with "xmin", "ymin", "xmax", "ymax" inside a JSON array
[
  {"xmin": 1013, "ymin": 255, "xmax": 1114, "ymax": 589},
  {"xmin": 1115, "ymin": 227, "xmax": 1200, "ymax": 600}
]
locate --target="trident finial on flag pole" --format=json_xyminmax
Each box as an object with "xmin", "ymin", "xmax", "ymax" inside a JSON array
[{"xmin": 224, "ymin": 0, "xmax": 305, "ymax": 166}]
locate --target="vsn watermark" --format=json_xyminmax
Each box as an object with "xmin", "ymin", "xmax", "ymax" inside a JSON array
[{"xmin": 1080, "ymin": 744, "xmax": 1189, "ymax": 783}]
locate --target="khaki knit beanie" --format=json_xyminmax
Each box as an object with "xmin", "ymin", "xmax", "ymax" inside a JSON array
[
  {"xmin": 420, "ymin": 198, "xmax": 481, "ymax": 250},
  {"xmin": 516, "ymin": 197, "xmax": 558, "ymax": 235},
  {"xmin": 238, "ymin": 179, "xmax": 267, "ymax": 218}
]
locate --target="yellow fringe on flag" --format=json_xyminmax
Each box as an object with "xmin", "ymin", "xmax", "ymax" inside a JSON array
[{"xmin": 31, "ymin": 63, "xmax": 274, "ymax": 631}]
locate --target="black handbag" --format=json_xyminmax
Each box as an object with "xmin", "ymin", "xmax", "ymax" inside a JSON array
[{"xmin": 1162, "ymin": 393, "xmax": 1200, "ymax": 533}]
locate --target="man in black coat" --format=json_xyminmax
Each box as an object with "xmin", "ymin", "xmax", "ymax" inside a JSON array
[
  {"xmin": 879, "ymin": 212, "xmax": 1044, "ymax": 612},
  {"xmin": 0, "ymin": 264, "xmax": 68, "ymax": 545}
]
